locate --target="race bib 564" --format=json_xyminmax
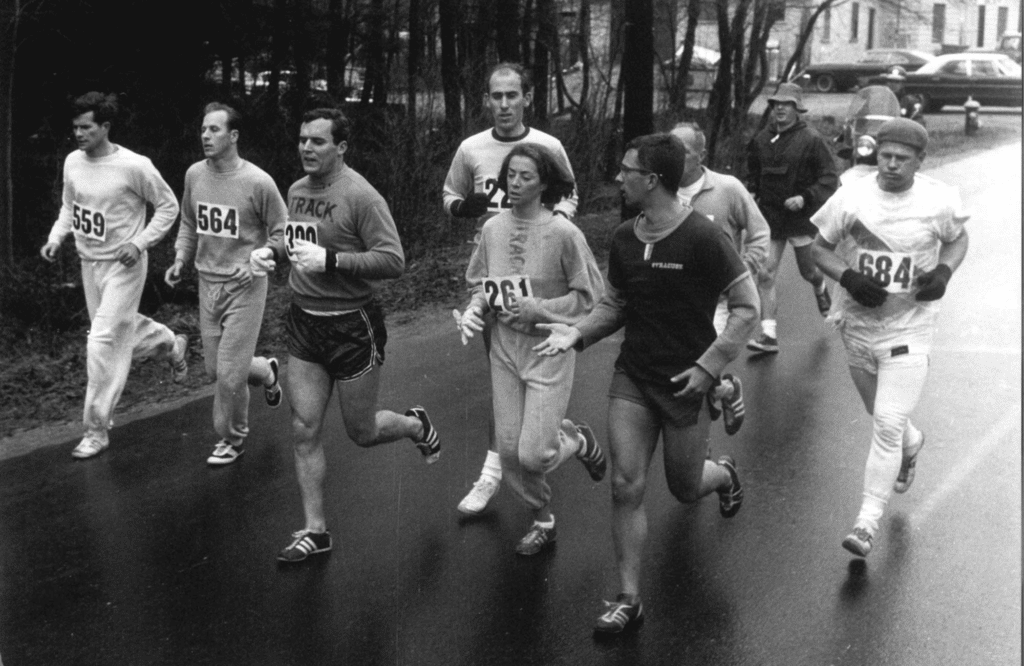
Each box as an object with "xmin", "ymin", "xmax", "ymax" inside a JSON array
[
  {"xmin": 857, "ymin": 250, "xmax": 914, "ymax": 293},
  {"xmin": 483, "ymin": 275, "xmax": 533, "ymax": 313},
  {"xmin": 196, "ymin": 202, "xmax": 239, "ymax": 239}
]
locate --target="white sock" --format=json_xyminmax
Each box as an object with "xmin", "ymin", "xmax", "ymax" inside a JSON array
[
  {"xmin": 482, "ymin": 449, "xmax": 502, "ymax": 481},
  {"xmin": 903, "ymin": 422, "xmax": 924, "ymax": 455},
  {"xmin": 534, "ymin": 514, "xmax": 555, "ymax": 529},
  {"xmin": 856, "ymin": 495, "xmax": 885, "ymax": 535},
  {"xmin": 762, "ymin": 320, "xmax": 777, "ymax": 338},
  {"xmin": 814, "ymin": 280, "xmax": 827, "ymax": 294}
]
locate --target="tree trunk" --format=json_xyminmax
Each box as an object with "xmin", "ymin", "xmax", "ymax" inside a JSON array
[
  {"xmin": 0, "ymin": 0, "xmax": 18, "ymax": 270},
  {"xmin": 520, "ymin": 0, "xmax": 534, "ymax": 69},
  {"xmin": 268, "ymin": 0, "xmax": 289, "ymax": 102},
  {"xmin": 496, "ymin": 0, "xmax": 519, "ymax": 62},
  {"xmin": 327, "ymin": 0, "xmax": 352, "ymax": 98},
  {"xmin": 407, "ymin": 0, "xmax": 422, "ymax": 122},
  {"xmin": 622, "ymin": 0, "xmax": 653, "ymax": 143},
  {"xmin": 533, "ymin": 0, "xmax": 556, "ymax": 124},
  {"xmin": 670, "ymin": 0, "xmax": 702, "ymax": 110},
  {"xmin": 361, "ymin": 0, "xmax": 385, "ymax": 105},
  {"xmin": 439, "ymin": 0, "xmax": 462, "ymax": 139},
  {"xmin": 782, "ymin": 0, "xmax": 835, "ymax": 82}
]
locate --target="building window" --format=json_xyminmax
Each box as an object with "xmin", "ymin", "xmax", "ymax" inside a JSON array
[
  {"xmin": 978, "ymin": 5, "xmax": 986, "ymax": 46},
  {"xmin": 822, "ymin": 6, "xmax": 832, "ymax": 42},
  {"xmin": 851, "ymin": 2, "xmax": 860, "ymax": 42},
  {"xmin": 932, "ymin": 4, "xmax": 946, "ymax": 43},
  {"xmin": 998, "ymin": 6, "xmax": 1009, "ymax": 37}
]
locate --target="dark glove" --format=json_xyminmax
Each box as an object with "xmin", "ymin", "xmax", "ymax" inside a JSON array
[
  {"xmin": 451, "ymin": 192, "xmax": 491, "ymax": 218},
  {"xmin": 915, "ymin": 264, "xmax": 952, "ymax": 301},
  {"xmin": 840, "ymin": 269, "xmax": 888, "ymax": 308}
]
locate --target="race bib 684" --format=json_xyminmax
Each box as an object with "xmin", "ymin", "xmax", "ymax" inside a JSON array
[
  {"xmin": 857, "ymin": 250, "xmax": 914, "ymax": 293},
  {"xmin": 483, "ymin": 275, "xmax": 533, "ymax": 313}
]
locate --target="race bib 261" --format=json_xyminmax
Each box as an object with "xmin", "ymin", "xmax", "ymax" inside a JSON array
[
  {"xmin": 483, "ymin": 275, "xmax": 533, "ymax": 313},
  {"xmin": 285, "ymin": 220, "xmax": 318, "ymax": 258},
  {"xmin": 857, "ymin": 250, "xmax": 914, "ymax": 293}
]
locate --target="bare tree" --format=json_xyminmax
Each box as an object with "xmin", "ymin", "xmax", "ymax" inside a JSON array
[
  {"xmin": 622, "ymin": 0, "xmax": 654, "ymax": 142},
  {"xmin": 439, "ymin": 0, "xmax": 462, "ymax": 139},
  {"xmin": 0, "ymin": 0, "xmax": 20, "ymax": 269}
]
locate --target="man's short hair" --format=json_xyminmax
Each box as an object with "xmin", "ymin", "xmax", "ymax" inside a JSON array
[
  {"xmin": 486, "ymin": 62, "xmax": 533, "ymax": 94},
  {"xmin": 73, "ymin": 91, "xmax": 119, "ymax": 126},
  {"xmin": 625, "ymin": 133, "xmax": 687, "ymax": 194},
  {"xmin": 203, "ymin": 102, "xmax": 243, "ymax": 134},
  {"xmin": 671, "ymin": 122, "xmax": 707, "ymax": 156},
  {"xmin": 497, "ymin": 143, "xmax": 575, "ymax": 206},
  {"xmin": 302, "ymin": 107, "xmax": 350, "ymax": 145}
]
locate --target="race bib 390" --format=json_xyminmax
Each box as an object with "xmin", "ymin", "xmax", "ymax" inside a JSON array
[{"xmin": 285, "ymin": 220, "xmax": 319, "ymax": 259}]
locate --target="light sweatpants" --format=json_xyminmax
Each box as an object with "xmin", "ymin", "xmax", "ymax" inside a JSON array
[
  {"xmin": 199, "ymin": 275, "xmax": 271, "ymax": 445},
  {"xmin": 841, "ymin": 323, "xmax": 931, "ymax": 532},
  {"xmin": 490, "ymin": 323, "xmax": 580, "ymax": 510},
  {"xmin": 82, "ymin": 254, "xmax": 175, "ymax": 440}
]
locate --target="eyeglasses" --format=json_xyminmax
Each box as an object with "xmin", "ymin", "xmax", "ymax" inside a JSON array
[{"xmin": 618, "ymin": 164, "xmax": 653, "ymax": 177}]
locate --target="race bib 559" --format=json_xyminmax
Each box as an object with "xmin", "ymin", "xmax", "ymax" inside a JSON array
[{"xmin": 72, "ymin": 203, "xmax": 106, "ymax": 241}]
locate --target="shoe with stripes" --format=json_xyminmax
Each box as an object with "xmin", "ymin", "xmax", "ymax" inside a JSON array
[
  {"xmin": 72, "ymin": 435, "xmax": 108, "ymax": 459},
  {"xmin": 264, "ymin": 357, "xmax": 282, "ymax": 408},
  {"xmin": 169, "ymin": 334, "xmax": 189, "ymax": 383},
  {"xmin": 747, "ymin": 333, "xmax": 779, "ymax": 354},
  {"xmin": 720, "ymin": 374, "xmax": 745, "ymax": 436},
  {"xmin": 515, "ymin": 519, "xmax": 556, "ymax": 556},
  {"xmin": 207, "ymin": 439, "xmax": 244, "ymax": 466},
  {"xmin": 815, "ymin": 285, "xmax": 832, "ymax": 317},
  {"xmin": 894, "ymin": 434, "xmax": 924, "ymax": 494},
  {"xmin": 277, "ymin": 529, "xmax": 332, "ymax": 563},
  {"xmin": 574, "ymin": 421, "xmax": 606, "ymax": 482},
  {"xmin": 842, "ymin": 526, "xmax": 873, "ymax": 557},
  {"xmin": 717, "ymin": 456, "xmax": 743, "ymax": 518},
  {"xmin": 594, "ymin": 594, "xmax": 644, "ymax": 634},
  {"xmin": 406, "ymin": 406, "xmax": 440, "ymax": 464}
]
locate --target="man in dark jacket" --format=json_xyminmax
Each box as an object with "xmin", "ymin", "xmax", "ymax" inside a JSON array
[{"xmin": 746, "ymin": 82, "xmax": 838, "ymax": 353}]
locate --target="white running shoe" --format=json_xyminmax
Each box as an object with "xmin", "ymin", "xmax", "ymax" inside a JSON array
[
  {"xmin": 72, "ymin": 435, "xmax": 108, "ymax": 459},
  {"xmin": 457, "ymin": 476, "xmax": 500, "ymax": 515}
]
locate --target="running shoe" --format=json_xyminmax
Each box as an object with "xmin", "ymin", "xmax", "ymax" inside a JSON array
[
  {"xmin": 574, "ymin": 421, "xmax": 607, "ymax": 482},
  {"xmin": 746, "ymin": 333, "xmax": 779, "ymax": 354},
  {"xmin": 264, "ymin": 357, "xmax": 282, "ymax": 408},
  {"xmin": 515, "ymin": 520, "xmax": 556, "ymax": 556},
  {"xmin": 457, "ymin": 476, "xmax": 500, "ymax": 515},
  {"xmin": 170, "ymin": 334, "xmax": 189, "ymax": 383},
  {"xmin": 717, "ymin": 455, "xmax": 743, "ymax": 518},
  {"xmin": 815, "ymin": 285, "xmax": 832, "ymax": 317},
  {"xmin": 594, "ymin": 594, "xmax": 644, "ymax": 634},
  {"xmin": 72, "ymin": 435, "xmax": 108, "ymax": 460},
  {"xmin": 277, "ymin": 529, "xmax": 332, "ymax": 563},
  {"xmin": 842, "ymin": 526, "xmax": 873, "ymax": 557},
  {"xmin": 207, "ymin": 439, "xmax": 244, "ymax": 466},
  {"xmin": 894, "ymin": 434, "xmax": 924, "ymax": 494},
  {"xmin": 720, "ymin": 374, "xmax": 745, "ymax": 436},
  {"xmin": 406, "ymin": 406, "xmax": 440, "ymax": 464}
]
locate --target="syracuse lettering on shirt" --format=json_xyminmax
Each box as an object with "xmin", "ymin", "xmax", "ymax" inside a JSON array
[{"xmin": 285, "ymin": 196, "xmax": 337, "ymax": 259}]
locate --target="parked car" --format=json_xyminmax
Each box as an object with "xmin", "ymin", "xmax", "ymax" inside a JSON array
[
  {"xmin": 899, "ymin": 52, "xmax": 1023, "ymax": 111},
  {"xmin": 798, "ymin": 49, "xmax": 934, "ymax": 92}
]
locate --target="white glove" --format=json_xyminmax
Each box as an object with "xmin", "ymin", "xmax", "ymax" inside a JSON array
[
  {"xmin": 250, "ymin": 247, "xmax": 276, "ymax": 277},
  {"xmin": 292, "ymin": 239, "xmax": 327, "ymax": 273},
  {"xmin": 452, "ymin": 306, "xmax": 484, "ymax": 345}
]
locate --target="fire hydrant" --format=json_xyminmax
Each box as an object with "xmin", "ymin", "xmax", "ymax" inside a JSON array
[{"xmin": 964, "ymin": 96, "xmax": 981, "ymax": 135}]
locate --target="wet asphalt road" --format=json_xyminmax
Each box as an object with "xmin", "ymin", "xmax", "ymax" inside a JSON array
[{"xmin": 0, "ymin": 145, "xmax": 1020, "ymax": 666}]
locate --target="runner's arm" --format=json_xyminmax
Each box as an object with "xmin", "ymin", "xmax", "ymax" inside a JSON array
[{"xmin": 696, "ymin": 273, "xmax": 759, "ymax": 377}]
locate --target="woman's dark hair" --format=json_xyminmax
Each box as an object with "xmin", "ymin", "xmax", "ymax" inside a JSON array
[{"xmin": 497, "ymin": 143, "xmax": 575, "ymax": 207}]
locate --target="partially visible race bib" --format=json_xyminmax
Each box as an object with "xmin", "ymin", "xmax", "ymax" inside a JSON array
[
  {"xmin": 196, "ymin": 202, "xmax": 239, "ymax": 239},
  {"xmin": 285, "ymin": 220, "xmax": 319, "ymax": 259},
  {"xmin": 857, "ymin": 249, "xmax": 914, "ymax": 293},
  {"xmin": 72, "ymin": 202, "xmax": 106, "ymax": 241},
  {"xmin": 483, "ymin": 275, "xmax": 533, "ymax": 313}
]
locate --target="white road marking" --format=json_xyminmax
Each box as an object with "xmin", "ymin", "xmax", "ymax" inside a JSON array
[{"xmin": 910, "ymin": 406, "xmax": 1022, "ymax": 526}]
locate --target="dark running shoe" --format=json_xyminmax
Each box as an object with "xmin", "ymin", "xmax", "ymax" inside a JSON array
[
  {"xmin": 515, "ymin": 520, "xmax": 556, "ymax": 556},
  {"xmin": 574, "ymin": 421, "xmax": 606, "ymax": 482},
  {"xmin": 747, "ymin": 333, "xmax": 780, "ymax": 354},
  {"xmin": 207, "ymin": 439, "xmax": 244, "ymax": 466},
  {"xmin": 717, "ymin": 456, "xmax": 743, "ymax": 518},
  {"xmin": 815, "ymin": 285, "xmax": 832, "ymax": 317},
  {"xmin": 277, "ymin": 529, "xmax": 332, "ymax": 563},
  {"xmin": 894, "ymin": 434, "xmax": 924, "ymax": 494},
  {"xmin": 264, "ymin": 357, "xmax": 282, "ymax": 408},
  {"xmin": 406, "ymin": 406, "xmax": 440, "ymax": 464},
  {"xmin": 842, "ymin": 526, "xmax": 873, "ymax": 557},
  {"xmin": 594, "ymin": 594, "xmax": 644, "ymax": 634},
  {"xmin": 720, "ymin": 374, "xmax": 745, "ymax": 436}
]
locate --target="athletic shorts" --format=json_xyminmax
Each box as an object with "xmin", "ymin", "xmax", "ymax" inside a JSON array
[
  {"xmin": 609, "ymin": 367, "xmax": 705, "ymax": 428},
  {"xmin": 839, "ymin": 323, "xmax": 932, "ymax": 374},
  {"xmin": 284, "ymin": 301, "xmax": 387, "ymax": 382},
  {"xmin": 765, "ymin": 211, "xmax": 818, "ymax": 241}
]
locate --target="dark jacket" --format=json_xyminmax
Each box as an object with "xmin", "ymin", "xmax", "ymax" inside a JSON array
[{"xmin": 747, "ymin": 120, "xmax": 838, "ymax": 235}]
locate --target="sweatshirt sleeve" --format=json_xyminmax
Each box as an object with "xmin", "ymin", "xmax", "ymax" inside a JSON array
[
  {"xmin": 465, "ymin": 231, "xmax": 490, "ymax": 313},
  {"xmin": 259, "ymin": 175, "xmax": 288, "ymax": 252},
  {"xmin": 333, "ymin": 195, "xmax": 405, "ymax": 279},
  {"xmin": 131, "ymin": 157, "xmax": 180, "ymax": 252},
  {"xmin": 442, "ymin": 144, "xmax": 472, "ymax": 215},
  {"xmin": 801, "ymin": 135, "xmax": 839, "ymax": 212},
  {"xmin": 573, "ymin": 281, "xmax": 627, "ymax": 350},
  {"xmin": 47, "ymin": 157, "xmax": 74, "ymax": 246},
  {"xmin": 551, "ymin": 143, "xmax": 579, "ymax": 221},
  {"xmin": 173, "ymin": 170, "xmax": 198, "ymax": 265},
  {"xmin": 696, "ymin": 273, "xmax": 759, "ymax": 377},
  {"xmin": 734, "ymin": 183, "xmax": 770, "ymax": 274},
  {"xmin": 517, "ymin": 229, "xmax": 604, "ymax": 325}
]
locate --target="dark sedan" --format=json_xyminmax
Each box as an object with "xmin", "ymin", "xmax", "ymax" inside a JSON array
[
  {"xmin": 798, "ymin": 49, "xmax": 934, "ymax": 92},
  {"xmin": 899, "ymin": 53, "xmax": 1023, "ymax": 111}
]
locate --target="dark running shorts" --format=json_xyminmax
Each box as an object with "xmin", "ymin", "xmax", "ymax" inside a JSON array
[
  {"xmin": 284, "ymin": 301, "xmax": 387, "ymax": 382},
  {"xmin": 609, "ymin": 367, "xmax": 706, "ymax": 428}
]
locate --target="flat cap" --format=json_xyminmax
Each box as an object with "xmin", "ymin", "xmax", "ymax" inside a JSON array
[{"xmin": 876, "ymin": 117, "xmax": 928, "ymax": 151}]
